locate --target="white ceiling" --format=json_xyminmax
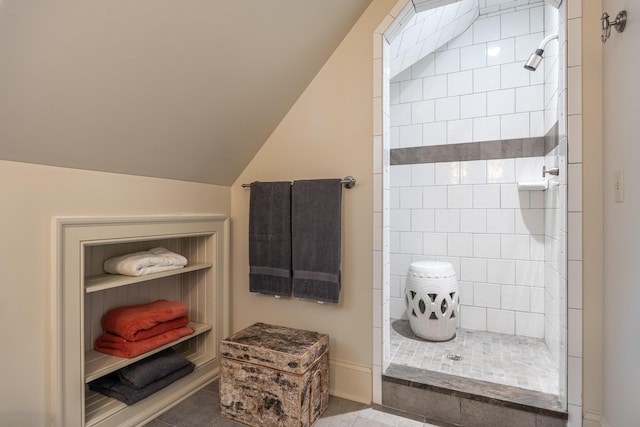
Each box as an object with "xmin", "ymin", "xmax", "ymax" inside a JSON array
[{"xmin": 0, "ymin": 0, "xmax": 373, "ymax": 185}]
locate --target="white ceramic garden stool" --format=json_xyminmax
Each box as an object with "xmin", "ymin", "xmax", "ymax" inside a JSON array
[{"xmin": 404, "ymin": 261, "xmax": 459, "ymax": 341}]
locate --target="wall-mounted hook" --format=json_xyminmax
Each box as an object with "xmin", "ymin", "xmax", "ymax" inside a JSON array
[
  {"xmin": 542, "ymin": 166, "xmax": 560, "ymax": 178},
  {"xmin": 601, "ymin": 10, "xmax": 627, "ymax": 43}
]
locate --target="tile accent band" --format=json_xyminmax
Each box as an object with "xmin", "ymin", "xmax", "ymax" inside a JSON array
[{"xmin": 390, "ymin": 122, "xmax": 559, "ymax": 166}]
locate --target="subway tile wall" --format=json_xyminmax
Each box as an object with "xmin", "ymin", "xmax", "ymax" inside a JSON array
[
  {"xmin": 541, "ymin": 2, "xmax": 566, "ymax": 394},
  {"xmin": 389, "ymin": 4, "xmax": 551, "ymax": 338},
  {"xmin": 390, "ymin": 3, "xmax": 549, "ymax": 148},
  {"xmin": 390, "ymin": 157, "xmax": 548, "ymax": 337}
]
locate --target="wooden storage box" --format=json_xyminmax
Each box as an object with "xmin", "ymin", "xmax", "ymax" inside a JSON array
[{"xmin": 220, "ymin": 323, "xmax": 329, "ymax": 427}]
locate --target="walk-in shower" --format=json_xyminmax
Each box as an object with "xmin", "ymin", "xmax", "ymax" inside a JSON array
[{"xmin": 379, "ymin": 0, "xmax": 569, "ymax": 418}]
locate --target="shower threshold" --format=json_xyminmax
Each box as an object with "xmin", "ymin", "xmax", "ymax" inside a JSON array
[
  {"xmin": 382, "ymin": 364, "xmax": 565, "ymax": 417},
  {"xmin": 383, "ymin": 319, "xmax": 568, "ymax": 425}
]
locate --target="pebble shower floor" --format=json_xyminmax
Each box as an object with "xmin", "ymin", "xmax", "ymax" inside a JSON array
[{"xmin": 389, "ymin": 319, "xmax": 559, "ymax": 395}]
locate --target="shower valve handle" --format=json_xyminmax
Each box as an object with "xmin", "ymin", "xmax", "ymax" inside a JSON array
[{"xmin": 542, "ymin": 166, "xmax": 560, "ymax": 177}]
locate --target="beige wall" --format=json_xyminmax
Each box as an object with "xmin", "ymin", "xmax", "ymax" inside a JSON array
[
  {"xmin": 0, "ymin": 160, "xmax": 230, "ymax": 426},
  {"xmin": 601, "ymin": 0, "xmax": 640, "ymax": 425},
  {"xmin": 581, "ymin": 1, "xmax": 604, "ymax": 425},
  {"xmin": 230, "ymin": 0, "xmax": 396, "ymax": 404}
]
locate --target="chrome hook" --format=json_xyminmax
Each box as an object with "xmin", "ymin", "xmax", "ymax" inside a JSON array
[{"xmin": 601, "ymin": 10, "xmax": 627, "ymax": 43}]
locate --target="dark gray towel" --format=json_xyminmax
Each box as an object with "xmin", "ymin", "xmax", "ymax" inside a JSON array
[
  {"xmin": 117, "ymin": 348, "xmax": 191, "ymax": 389},
  {"xmin": 89, "ymin": 363, "xmax": 195, "ymax": 405},
  {"xmin": 292, "ymin": 179, "xmax": 342, "ymax": 303},
  {"xmin": 249, "ymin": 181, "xmax": 292, "ymax": 296}
]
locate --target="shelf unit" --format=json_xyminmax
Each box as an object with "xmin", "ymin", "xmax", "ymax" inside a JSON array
[{"xmin": 52, "ymin": 215, "xmax": 230, "ymax": 427}]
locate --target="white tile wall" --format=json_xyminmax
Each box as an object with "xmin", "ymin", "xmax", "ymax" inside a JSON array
[
  {"xmin": 391, "ymin": 5, "xmax": 546, "ymax": 147},
  {"xmin": 389, "ymin": 0, "xmax": 478, "ymax": 78},
  {"xmin": 390, "ymin": 157, "xmax": 548, "ymax": 336},
  {"xmin": 487, "ymin": 308, "xmax": 515, "ymax": 334}
]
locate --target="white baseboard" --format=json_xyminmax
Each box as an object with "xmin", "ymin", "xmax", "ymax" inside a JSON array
[
  {"xmin": 583, "ymin": 411, "xmax": 607, "ymax": 427},
  {"xmin": 329, "ymin": 359, "xmax": 372, "ymax": 404}
]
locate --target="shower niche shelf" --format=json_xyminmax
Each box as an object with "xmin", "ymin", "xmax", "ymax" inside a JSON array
[
  {"xmin": 52, "ymin": 215, "xmax": 230, "ymax": 427},
  {"xmin": 517, "ymin": 181, "xmax": 549, "ymax": 191}
]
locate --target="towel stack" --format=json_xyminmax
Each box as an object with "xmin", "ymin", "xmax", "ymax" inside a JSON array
[
  {"xmin": 95, "ymin": 299, "xmax": 195, "ymax": 358},
  {"xmin": 89, "ymin": 348, "xmax": 195, "ymax": 405},
  {"xmin": 103, "ymin": 247, "xmax": 188, "ymax": 277}
]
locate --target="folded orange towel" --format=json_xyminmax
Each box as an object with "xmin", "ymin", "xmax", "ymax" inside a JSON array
[
  {"xmin": 101, "ymin": 299, "xmax": 188, "ymax": 342},
  {"xmin": 95, "ymin": 326, "xmax": 195, "ymax": 358},
  {"xmin": 118, "ymin": 316, "xmax": 189, "ymax": 342}
]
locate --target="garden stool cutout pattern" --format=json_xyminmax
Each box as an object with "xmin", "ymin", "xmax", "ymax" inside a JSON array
[{"xmin": 405, "ymin": 261, "xmax": 459, "ymax": 341}]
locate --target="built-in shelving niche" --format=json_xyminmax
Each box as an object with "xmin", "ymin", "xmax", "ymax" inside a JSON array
[{"xmin": 51, "ymin": 215, "xmax": 230, "ymax": 427}]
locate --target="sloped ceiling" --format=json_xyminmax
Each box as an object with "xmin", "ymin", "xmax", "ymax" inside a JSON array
[{"xmin": 0, "ymin": 0, "xmax": 373, "ymax": 185}]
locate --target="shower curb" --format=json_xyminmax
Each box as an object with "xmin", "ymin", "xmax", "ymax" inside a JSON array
[{"xmin": 382, "ymin": 363, "xmax": 567, "ymax": 427}]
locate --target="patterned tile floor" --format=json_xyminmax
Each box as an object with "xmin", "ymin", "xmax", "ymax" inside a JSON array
[
  {"xmin": 389, "ymin": 319, "xmax": 559, "ymax": 396},
  {"xmin": 147, "ymin": 380, "xmax": 440, "ymax": 427}
]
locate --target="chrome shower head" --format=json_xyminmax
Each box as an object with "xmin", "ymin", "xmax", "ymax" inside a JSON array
[
  {"xmin": 523, "ymin": 34, "xmax": 558, "ymax": 72},
  {"xmin": 524, "ymin": 49, "xmax": 544, "ymax": 71}
]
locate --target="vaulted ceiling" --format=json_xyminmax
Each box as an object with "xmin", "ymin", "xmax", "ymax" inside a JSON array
[{"xmin": 0, "ymin": 0, "xmax": 373, "ymax": 185}]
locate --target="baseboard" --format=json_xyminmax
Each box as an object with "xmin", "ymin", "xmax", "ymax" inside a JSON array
[
  {"xmin": 583, "ymin": 411, "xmax": 606, "ymax": 427},
  {"xmin": 329, "ymin": 359, "xmax": 372, "ymax": 404}
]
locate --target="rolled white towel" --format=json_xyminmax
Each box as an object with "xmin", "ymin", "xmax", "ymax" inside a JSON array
[{"xmin": 103, "ymin": 247, "xmax": 188, "ymax": 276}]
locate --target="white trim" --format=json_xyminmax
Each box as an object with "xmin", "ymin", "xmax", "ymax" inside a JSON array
[
  {"xmin": 329, "ymin": 359, "xmax": 373, "ymax": 404},
  {"xmin": 583, "ymin": 411, "xmax": 606, "ymax": 427}
]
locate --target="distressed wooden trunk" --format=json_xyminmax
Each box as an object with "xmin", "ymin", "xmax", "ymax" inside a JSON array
[{"xmin": 220, "ymin": 323, "xmax": 329, "ymax": 427}]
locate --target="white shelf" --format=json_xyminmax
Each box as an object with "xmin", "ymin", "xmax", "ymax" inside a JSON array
[
  {"xmin": 85, "ymin": 322, "xmax": 212, "ymax": 383},
  {"xmin": 517, "ymin": 180, "xmax": 548, "ymax": 191},
  {"xmin": 85, "ymin": 361, "xmax": 217, "ymax": 427},
  {"xmin": 84, "ymin": 262, "xmax": 212, "ymax": 293}
]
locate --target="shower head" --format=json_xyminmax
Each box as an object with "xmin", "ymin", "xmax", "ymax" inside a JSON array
[
  {"xmin": 523, "ymin": 33, "xmax": 558, "ymax": 71},
  {"xmin": 524, "ymin": 49, "xmax": 544, "ymax": 71}
]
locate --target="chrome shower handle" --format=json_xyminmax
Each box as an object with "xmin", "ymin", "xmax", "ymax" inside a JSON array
[{"xmin": 542, "ymin": 166, "xmax": 560, "ymax": 177}]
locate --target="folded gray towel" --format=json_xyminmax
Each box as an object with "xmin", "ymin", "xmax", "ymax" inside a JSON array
[
  {"xmin": 292, "ymin": 179, "xmax": 342, "ymax": 303},
  {"xmin": 249, "ymin": 181, "xmax": 293, "ymax": 296},
  {"xmin": 117, "ymin": 348, "xmax": 191, "ymax": 389},
  {"xmin": 89, "ymin": 363, "xmax": 195, "ymax": 405}
]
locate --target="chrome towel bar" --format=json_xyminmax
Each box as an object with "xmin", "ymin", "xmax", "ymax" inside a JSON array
[{"xmin": 242, "ymin": 176, "xmax": 356, "ymax": 189}]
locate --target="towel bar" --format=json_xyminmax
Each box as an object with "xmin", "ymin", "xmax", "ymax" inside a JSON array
[
  {"xmin": 242, "ymin": 176, "xmax": 356, "ymax": 189},
  {"xmin": 272, "ymin": 295, "xmax": 325, "ymax": 304}
]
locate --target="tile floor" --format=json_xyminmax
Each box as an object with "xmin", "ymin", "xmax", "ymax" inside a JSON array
[
  {"xmin": 146, "ymin": 380, "xmax": 440, "ymax": 427},
  {"xmin": 389, "ymin": 319, "xmax": 559, "ymax": 395}
]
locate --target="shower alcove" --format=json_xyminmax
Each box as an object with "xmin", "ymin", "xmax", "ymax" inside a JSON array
[
  {"xmin": 51, "ymin": 215, "xmax": 230, "ymax": 426},
  {"xmin": 373, "ymin": 0, "xmax": 571, "ymax": 425}
]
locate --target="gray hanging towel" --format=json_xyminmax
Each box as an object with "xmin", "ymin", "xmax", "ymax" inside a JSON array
[
  {"xmin": 249, "ymin": 181, "xmax": 292, "ymax": 296},
  {"xmin": 292, "ymin": 179, "xmax": 342, "ymax": 303}
]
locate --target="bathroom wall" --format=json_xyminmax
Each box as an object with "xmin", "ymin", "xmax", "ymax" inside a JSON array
[
  {"xmin": 230, "ymin": 0, "xmax": 396, "ymax": 405},
  {"xmin": 389, "ymin": 2, "xmax": 551, "ymax": 337},
  {"xmin": 0, "ymin": 160, "xmax": 230, "ymax": 425}
]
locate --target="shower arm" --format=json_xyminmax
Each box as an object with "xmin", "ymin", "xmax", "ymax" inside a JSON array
[{"xmin": 536, "ymin": 33, "xmax": 559, "ymax": 52}]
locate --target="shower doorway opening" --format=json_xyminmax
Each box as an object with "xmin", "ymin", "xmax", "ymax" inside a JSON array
[{"xmin": 373, "ymin": 0, "xmax": 570, "ymax": 421}]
